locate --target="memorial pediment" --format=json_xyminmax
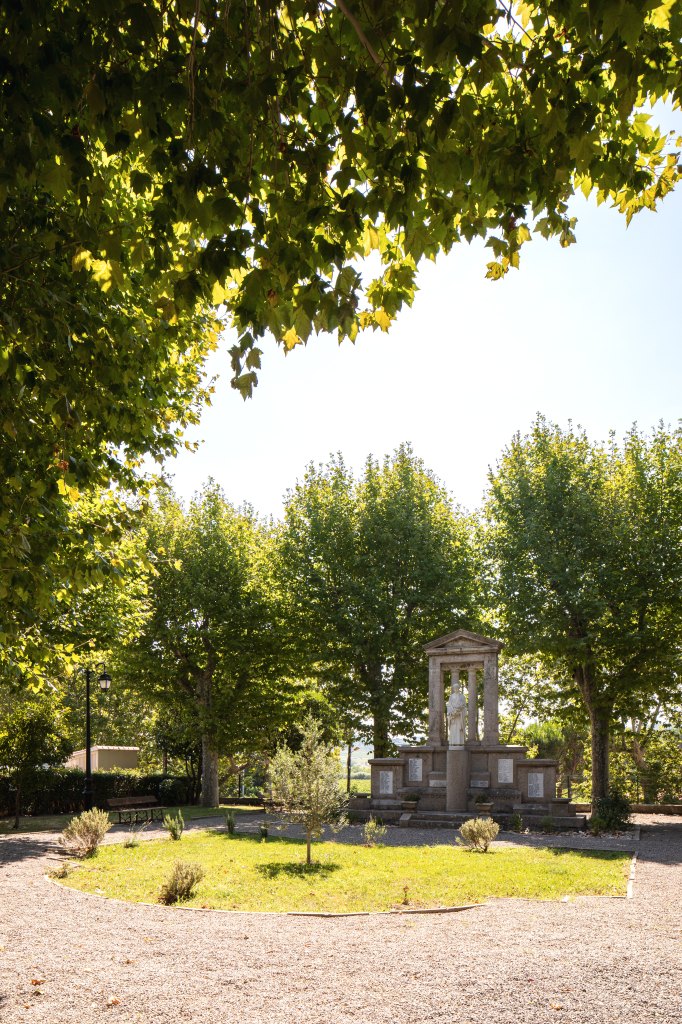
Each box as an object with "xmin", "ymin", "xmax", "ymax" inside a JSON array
[{"xmin": 423, "ymin": 629, "xmax": 503, "ymax": 655}]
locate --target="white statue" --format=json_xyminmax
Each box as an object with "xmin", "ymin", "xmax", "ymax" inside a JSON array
[{"xmin": 446, "ymin": 686, "xmax": 466, "ymax": 746}]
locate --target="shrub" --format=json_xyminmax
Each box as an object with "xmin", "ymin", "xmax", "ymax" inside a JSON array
[
  {"xmin": 592, "ymin": 790, "xmax": 631, "ymax": 831},
  {"xmin": 158, "ymin": 776, "xmax": 193, "ymax": 806},
  {"xmin": 459, "ymin": 816, "xmax": 499, "ymax": 853},
  {"xmin": 163, "ymin": 810, "xmax": 184, "ymax": 841},
  {"xmin": 158, "ymin": 861, "xmax": 205, "ymax": 905},
  {"xmin": 508, "ymin": 811, "xmax": 524, "ymax": 833},
  {"xmin": 540, "ymin": 815, "xmax": 555, "ymax": 833},
  {"xmin": 123, "ymin": 822, "xmax": 147, "ymax": 849},
  {"xmin": 588, "ymin": 814, "xmax": 606, "ymax": 836},
  {"xmin": 0, "ymin": 768, "xmax": 196, "ymax": 818},
  {"xmin": 363, "ymin": 816, "xmax": 388, "ymax": 846},
  {"xmin": 60, "ymin": 808, "xmax": 112, "ymax": 857},
  {"xmin": 259, "ymin": 822, "xmax": 268, "ymax": 840},
  {"xmin": 49, "ymin": 862, "xmax": 70, "ymax": 879},
  {"xmin": 224, "ymin": 809, "xmax": 236, "ymax": 834}
]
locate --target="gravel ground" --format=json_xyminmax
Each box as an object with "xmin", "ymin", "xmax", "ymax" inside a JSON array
[{"xmin": 0, "ymin": 814, "xmax": 680, "ymax": 1024}]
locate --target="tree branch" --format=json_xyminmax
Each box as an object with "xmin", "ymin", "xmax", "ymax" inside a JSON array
[{"xmin": 327, "ymin": 0, "xmax": 389, "ymax": 80}]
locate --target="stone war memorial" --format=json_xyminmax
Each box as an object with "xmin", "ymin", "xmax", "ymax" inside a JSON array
[{"xmin": 352, "ymin": 630, "xmax": 586, "ymax": 829}]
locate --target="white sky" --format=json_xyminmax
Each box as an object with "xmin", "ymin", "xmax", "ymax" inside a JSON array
[{"xmin": 164, "ymin": 184, "xmax": 682, "ymax": 517}]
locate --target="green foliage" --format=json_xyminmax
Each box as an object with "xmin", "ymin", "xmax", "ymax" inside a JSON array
[
  {"xmin": 278, "ymin": 445, "xmax": 479, "ymax": 753},
  {"xmin": 508, "ymin": 812, "xmax": 524, "ymax": 833},
  {"xmin": 224, "ymin": 809, "xmax": 236, "ymax": 834},
  {"xmin": 259, "ymin": 822, "xmax": 269, "ymax": 841},
  {"xmin": 0, "ymin": 767, "xmax": 193, "ymax": 818},
  {"xmin": 0, "ymin": 695, "xmax": 72, "ymax": 825},
  {"xmin": 163, "ymin": 810, "xmax": 185, "ymax": 841},
  {"xmin": 363, "ymin": 816, "xmax": 388, "ymax": 847},
  {"xmin": 588, "ymin": 814, "xmax": 607, "ymax": 836},
  {"xmin": 2, "ymin": 1, "xmax": 682, "ymax": 658},
  {"xmin": 127, "ymin": 483, "xmax": 301, "ymax": 805},
  {"xmin": 267, "ymin": 716, "xmax": 348, "ymax": 864},
  {"xmin": 486, "ymin": 419, "xmax": 682, "ymax": 801},
  {"xmin": 158, "ymin": 861, "xmax": 205, "ymax": 905},
  {"xmin": 60, "ymin": 808, "xmax": 112, "ymax": 857},
  {"xmin": 592, "ymin": 791, "xmax": 631, "ymax": 832},
  {"xmin": 459, "ymin": 817, "xmax": 500, "ymax": 853},
  {"xmin": 540, "ymin": 815, "xmax": 555, "ymax": 834}
]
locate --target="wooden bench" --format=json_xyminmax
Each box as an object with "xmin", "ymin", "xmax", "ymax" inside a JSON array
[{"xmin": 107, "ymin": 795, "xmax": 167, "ymax": 824}]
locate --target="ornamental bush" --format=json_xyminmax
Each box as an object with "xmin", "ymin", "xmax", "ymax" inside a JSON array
[
  {"xmin": 459, "ymin": 816, "xmax": 500, "ymax": 853},
  {"xmin": 163, "ymin": 810, "xmax": 184, "ymax": 841},
  {"xmin": 592, "ymin": 790, "xmax": 631, "ymax": 831},
  {"xmin": 363, "ymin": 816, "xmax": 388, "ymax": 847},
  {"xmin": 158, "ymin": 861, "xmax": 205, "ymax": 905},
  {"xmin": 60, "ymin": 808, "xmax": 112, "ymax": 857}
]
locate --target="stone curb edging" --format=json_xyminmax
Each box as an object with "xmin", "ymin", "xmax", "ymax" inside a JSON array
[
  {"xmin": 43, "ymin": 872, "xmax": 485, "ymax": 918},
  {"xmin": 627, "ymin": 852, "xmax": 638, "ymax": 899}
]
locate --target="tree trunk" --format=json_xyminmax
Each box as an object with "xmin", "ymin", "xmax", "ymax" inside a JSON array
[
  {"xmin": 346, "ymin": 737, "xmax": 352, "ymax": 793},
  {"xmin": 631, "ymin": 737, "xmax": 656, "ymax": 803},
  {"xmin": 589, "ymin": 705, "xmax": 610, "ymax": 805},
  {"xmin": 200, "ymin": 737, "xmax": 219, "ymax": 807},
  {"xmin": 306, "ymin": 831, "xmax": 312, "ymax": 865}
]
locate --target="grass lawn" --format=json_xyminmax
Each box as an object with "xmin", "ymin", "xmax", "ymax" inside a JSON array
[
  {"xmin": 0, "ymin": 804, "xmax": 262, "ymax": 835},
  {"xmin": 58, "ymin": 832, "xmax": 630, "ymax": 912}
]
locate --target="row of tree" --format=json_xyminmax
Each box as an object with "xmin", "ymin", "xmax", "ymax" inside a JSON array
[{"xmin": 2, "ymin": 420, "xmax": 681, "ymax": 806}]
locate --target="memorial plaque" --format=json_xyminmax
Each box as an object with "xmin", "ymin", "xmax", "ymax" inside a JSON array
[
  {"xmin": 527, "ymin": 772, "xmax": 544, "ymax": 798},
  {"xmin": 408, "ymin": 758, "xmax": 423, "ymax": 783},
  {"xmin": 379, "ymin": 770, "xmax": 393, "ymax": 795},
  {"xmin": 497, "ymin": 758, "xmax": 514, "ymax": 785}
]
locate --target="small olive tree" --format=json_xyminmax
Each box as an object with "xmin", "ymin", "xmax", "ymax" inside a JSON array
[{"xmin": 267, "ymin": 716, "xmax": 347, "ymax": 865}]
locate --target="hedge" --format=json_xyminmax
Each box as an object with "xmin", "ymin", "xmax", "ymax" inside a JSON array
[{"xmin": 0, "ymin": 768, "xmax": 195, "ymax": 818}]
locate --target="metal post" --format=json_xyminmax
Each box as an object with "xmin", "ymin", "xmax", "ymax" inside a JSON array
[{"xmin": 83, "ymin": 668, "xmax": 93, "ymax": 811}]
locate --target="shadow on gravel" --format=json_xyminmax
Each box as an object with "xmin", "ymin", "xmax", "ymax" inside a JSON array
[
  {"xmin": 637, "ymin": 822, "xmax": 682, "ymax": 866},
  {"xmin": 0, "ymin": 834, "xmax": 61, "ymax": 865}
]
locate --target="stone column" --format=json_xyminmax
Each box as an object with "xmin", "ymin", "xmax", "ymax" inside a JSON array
[
  {"xmin": 427, "ymin": 658, "xmax": 444, "ymax": 745},
  {"xmin": 467, "ymin": 665, "xmax": 478, "ymax": 744},
  {"xmin": 482, "ymin": 653, "xmax": 499, "ymax": 745},
  {"xmin": 446, "ymin": 747, "xmax": 468, "ymax": 812}
]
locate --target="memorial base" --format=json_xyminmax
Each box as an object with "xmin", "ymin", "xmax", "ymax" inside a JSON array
[{"xmin": 446, "ymin": 747, "xmax": 468, "ymax": 813}]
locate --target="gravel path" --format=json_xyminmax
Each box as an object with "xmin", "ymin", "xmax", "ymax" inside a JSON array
[{"xmin": 0, "ymin": 814, "xmax": 680, "ymax": 1024}]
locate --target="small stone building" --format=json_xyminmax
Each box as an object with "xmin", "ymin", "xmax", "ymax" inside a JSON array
[
  {"xmin": 353, "ymin": 630, "xmax": 584, "ymax": 829},
  {"xmin": 65, "ymin": 746, "xmax": 140, "ymax": 772}
]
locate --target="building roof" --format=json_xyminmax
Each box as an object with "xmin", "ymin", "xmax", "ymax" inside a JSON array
[{"xmin": 423, "ymin": 629, "xmax": 503, "ymax": 654}]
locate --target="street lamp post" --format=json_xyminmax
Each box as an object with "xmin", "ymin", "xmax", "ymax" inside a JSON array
[{"xmin": 83, "ymin": 664, "xmax": 112, "ymax": 811}]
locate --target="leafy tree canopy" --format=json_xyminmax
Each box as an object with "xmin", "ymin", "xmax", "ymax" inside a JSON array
[
  {"xmin": 0, "ymin": 693, "xmax": 73, "ymax": 826},
  {"xmin": 486, "ymin": 417, "xmax": 682, "ymax": 801},
  {"xmin": 2, "ymin": 1, "xmax": 681, "ymax": 640},
  {"xmin": 278, "ymin": 444, "xmax": 479, "ymax": 754}
]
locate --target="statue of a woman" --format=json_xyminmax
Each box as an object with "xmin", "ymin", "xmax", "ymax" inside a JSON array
[{"xmin": 446, "ymin": 687, "xmax": 466, "ymax": 746}]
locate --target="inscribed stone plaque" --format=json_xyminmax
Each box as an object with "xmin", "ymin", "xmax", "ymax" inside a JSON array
[
  {"xmin": 379, "ymin": 770, "xmax": 393, "ymax": 795},
  {"xmin": 527, "ymin": 772, "xmax": 544, "ymax": 798},
  {"xmin": 408, "ymin": 758, "xmax": 423, "ymax": 783},
  {"xmin": 470, "ymin": 778, "xmax": 488, "ymax": 788},
  {"xmin": 497, "ymin": 758, "xmax": 514, "ymax": 785}
]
